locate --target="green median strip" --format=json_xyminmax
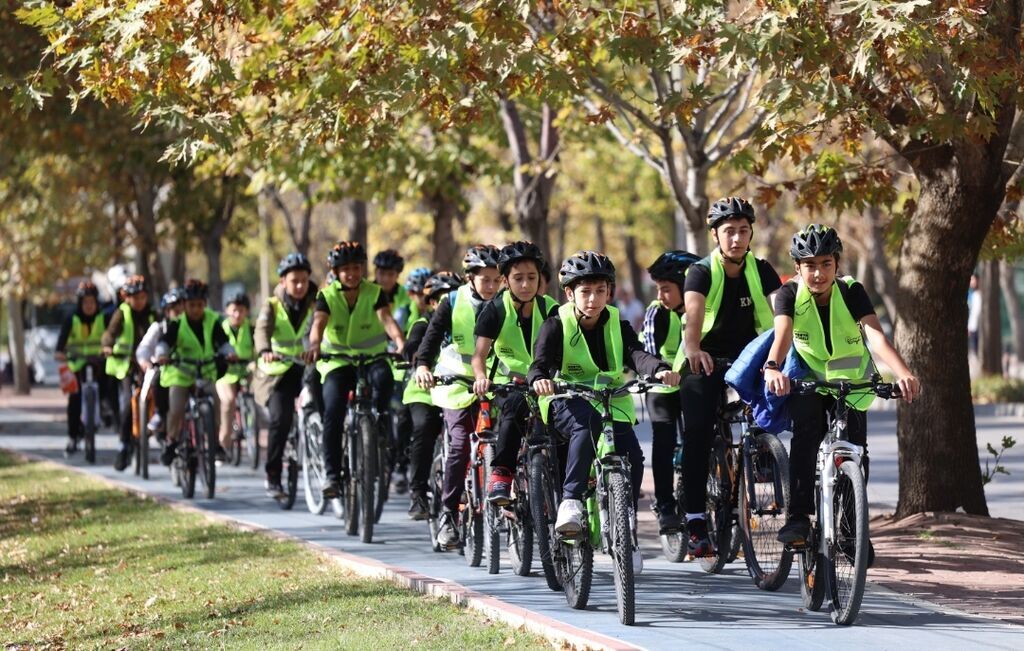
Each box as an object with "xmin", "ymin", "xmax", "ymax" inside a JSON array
[{"xmin": 0, "ymin": 450, "xmax": 549, "ymax": 650}]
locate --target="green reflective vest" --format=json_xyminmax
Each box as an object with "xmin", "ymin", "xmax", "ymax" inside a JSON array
[
  {"xmin": 106, "ymin": 303, "xmax": 153, "ymax": 380},
  {"xmin": 402, "ymin": 315, "xmax": 434, "ymax": 406},
  {"xmin": 648, "ymin": 300, "xmax": 682, "ymax": 394},
  {"xmin": 540, "ymin": 303, "xmax": 636, "ymax": 424},
  {"xmin": 792, "ymin": 277, "xmax": 876, "ymax": 410},
  {"xmin": 430, "ymin": 285, "xmax": 487, "ymax": 410},
  {"xmin": 317, "ymin": 280, "xmax": 388, "ymax": 380},
  {"xmin": 493, "ymin": 290, "xmax": 546, "ymax": 382},
  {"xmin": 66, "ymin": 313, "xmax": 106, "ymax": 372},
  {"xmin": 258, "ymin": 297, "xmax": 313, "ymax": 377},
  {"xmin": 221, "ymin": 317, "xmax": 254, "ymax": 384},
  {"xmin": 672, "ymin": 249, "xmax": 774, "ymax": 371},
  {"xmin": 160, "ymin": 309, "xmax": 220, "ymax": 387}
]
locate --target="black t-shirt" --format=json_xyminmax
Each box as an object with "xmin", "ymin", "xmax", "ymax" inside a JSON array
[
  {"xmin": 474, "ymin": 292, "xmax": 556, "ymax": 346},
  {"xmin": 684, "ymin": 257, "xmax": 782, "ymax": 359},
  {"xmin": 774, "ymin": 279, "xmax": 876, "ymax": 354},
  {"xmin": 314, "ymin": 285, "xmax": 391, "ymax": 315}
]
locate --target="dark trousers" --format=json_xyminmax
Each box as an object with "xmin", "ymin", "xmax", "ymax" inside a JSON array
[
  {"xmin": 265, "ymin": 364, "xmax": 305, "ymax": 480},
  {"xmin": 549, "ymin": 397, "xmax": 645, "ymax": 505},
  {"xmin": 66, "ymin": 361, "xmax": 108, "ymax": 440},
  {"xmin": 679, "ymin": 365, "xmax": 728, "ymax": 515},
  {"xmin": 393, "ymin": 395, "xmax": 411, "ymax": 472},
  {"xmin": 492, "ymin": 392, "xmax": 531, "ymax": 471},
  {"xmin": 117, "ymin": 374, "xmax": 135, "ymax": 447},
  {"xmin": 407, "ymin": 402, "xmax": 444, "ymax": 495},
  {"xmin": 441, "ymin": 404, "xmax": 479, "ymax": 511},
  {"xmin": 646, "ymin": 390, "xmax": 683, "ymax": 510},
  {"xmin": 322, "ymin": 360, "xmax": 393, "ymax": 481},
  {"xmin": 788, "ymin": 392, "xmax": 868, "ymax": 516}
]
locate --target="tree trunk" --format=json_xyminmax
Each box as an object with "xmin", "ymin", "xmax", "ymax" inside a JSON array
[
  {"xmin": 864, "ymin": 206, "xmax": 900, "ymax": 322},
  {"xmin": 623, "ymin": 223, "xmax": 646, "ymax": 303},
  {"xmin": 683, "ymin": 165, "xmax": 711, "ymax": 256},
  {"xmin": 499, "ymin": 98, "xmax": 556, "ymax": 257},
  {"xmin": 893, "ymin": 165, "xmax": 992, "ymax": 517},
  {"xmin": 257, "ymin": 190, "xmax": 273, "ymax": 304},
  {"xmin": 595, "ymin": 217, "xmax": 606, "ymax": 254},
  {"xmin": 202, "ymin": 175, "xmax": 239, "ymax": 311},
  {"xmin": 347, "ymin": 199, "xmax": 368, "ymax": 244},
  {"xmin": 129, "ymin": 170, "xmax": 168, "ymax": 296},
  {"xmin": 4, "ymin": 288, "xmax": 29, "ymax": 395},
  {"xmin": 426, "ymin": 190, "xmax": 463, "ymax": 271},
  {"xmin": 979, "ymin": 259, "xmax": 1003, "ymax": 375},
  {"xmin": 999, "ymin": 262, "xmax": 1024, "ymax": 371}
]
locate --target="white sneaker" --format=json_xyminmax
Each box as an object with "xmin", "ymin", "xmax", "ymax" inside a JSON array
[
  {"xmin": 632, "ymin": 548, "xmax": 644, "ymax": 575},
  {"xmin": 555, "ymin": 499, "xmax": 585, "ymax": 535}
]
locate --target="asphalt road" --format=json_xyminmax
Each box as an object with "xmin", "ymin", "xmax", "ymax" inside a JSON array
[{"xmin": 1, "ymin": 406, "xmax": 1022, "ymax": 650}]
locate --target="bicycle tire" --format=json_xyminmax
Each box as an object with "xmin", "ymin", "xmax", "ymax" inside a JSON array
[
  {"xmin": 230, "ymin": 402, "xmax": 244, "ymax": 467},
  {"xmin": 739, "ymin": 432, "xmax": 793, "ymax": 591},
  {"xmin": 483, "ymin": 445, "xmax": 501, "ymax": 574},
  {"xmin": 429, "ymin": 439, "xmax": 445, "ymax": 552},
  {"xmin": 345, "ymin": 421, "xmax": 360, "ymax": 536},
  {"xmin": 247, "ymin": 398, "xmax": 260, "ymax": 470},
  {"xmin": 359, "ymin": 415, "xmax": 377, "ymax": 543},
  {"xmin": 280, "ymin": 456, "xmax": 298, "ymax": 510},
  {"xmin": 556, "ymin": 537, "xmax": 592, "ymax": 610},
  {"xmin": 700, "ymin": 441, "xmax": 732, "ymax": 573},
  {"xmin": 302, "ymin": 414, "xmax": 328, "ymax": 515},
  {"xmin": 82, "ymin": 385, "xmax": 98, "ymax": 465},
  {"xmin": 528, "ymin": 453, "xmax": 562, "ymax": 590},
  {"xmin": 374, "ymin": 431, "xmax": 388, "ymax": 524},
  {"xmin": 799, "ymin": 546, "xmax": 826, "ymax": 611},
  {"xmin": 198, "ymin": 401, "xmax": 217, "ymax": 499},
  {"xmin": 608, "ymin": 470, "xmax": 636, "ymax": 626},
  {"xmin": 138, "ymin": 391, "xmax": 150, "ymax": 480},
  {"xmin": 132, "ymin": 389, "xmax": 142, "ymax": 476},
  {"xmin": 465, "ymin": 507, "xmax": 485, "ymax": 567},
  {"xmin": 507, "ymin": 466, "xmax": 533, "ymax": 577},
  {"xmin": 660, "ymin": 468, "xmax": 687, "ymax": 562},
  {"xmin": 180, "ymin": 427, "xmax": 196, "ymax": 499},
  {"xmin": 825, "ymin": 460, "xmax": 869, "ymax": 625}
]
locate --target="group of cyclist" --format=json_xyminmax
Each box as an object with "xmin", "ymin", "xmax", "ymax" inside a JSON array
[{"xmin": 56, "ymin": 194, "xmax": 921, "ymax": 580}]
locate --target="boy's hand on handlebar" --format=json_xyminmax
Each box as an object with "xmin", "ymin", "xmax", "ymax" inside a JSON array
[
  {"xmin": 261, "ymin": 351, "xmax": 278, "ymax": 364},
  {"xmin": 415, "ymin": 366, "xmax": 435, "ymax": 389},
  {"xmin": 303, "ymin": 344, "xmax": 320, "ymax": 365},
  {"xmin": 532, "ymin": 379, "xmax": 555, "ymax": 396},
  {"xmin": 654, "ymin": 369, "xmax": 680, "ymax": 387},
  {"xmin": 102, "ymin": 346, "xmax": 114, "ymax": 356},
  {"xmin": 684, "ymin": 347, "xmax": 714, "ymax": 376},
  {"xmin": 473, "ymin": 377, "xmax": 491, "ymax": 397},
  {"xmin": 765, "ymin": 368, "xmax": 790, "ymax": 396},
  {"xmin": 897, "ymin": 375, "xmax": 920, "ymax": 403}
]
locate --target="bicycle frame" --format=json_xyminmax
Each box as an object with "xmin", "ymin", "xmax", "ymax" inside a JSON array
[{"xmin": 814, "ymin": 401, "xmax": 866, "ymax": 552}]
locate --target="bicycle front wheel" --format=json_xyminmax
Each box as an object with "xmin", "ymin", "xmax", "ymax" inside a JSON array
[
  {"xmin": 798, "ymin": 545, "xmax": 825, "ymax": 612},
  {"xmin": 507, "ymin": 467, "xmax": 533, "ymax": 577},
  {"xmin": 483, "ymin": 445, "xmax": 501, "ymax": 575},
  {"xmin": 825, "ymin": 460, "xmax": 869, "ymax": 625},
  {"xmin": 359, "ymin": 415, "xmax": 377, "ymax": 543},
  {"xmin": 701, "ymin": 442, "xmax": 732, "ymax": 573},
  {"xmin": 302, "ymin": 414, "xmax": 328, "ymax": 515},
  {"xmin": 198, "ymin": 401, "xmax": 217, "ymax": 499},
  {"xmin": 739, "ymin": 432, "xmax": 792, "ymax": 591},
  {"xmin": 608, "ymin": 470, "xmax": 636, "ymax": 626},
  {"xmin": 529, "ymin": 453, "xmax": 561, "ymax": 590},
  {"xmin": 246, "ymin": 397, "xmax": 261, "ymax": 470}
]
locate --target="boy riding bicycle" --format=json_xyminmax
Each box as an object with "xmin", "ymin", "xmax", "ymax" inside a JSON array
[
  {"xmin": 761, "ymin": 225, "xmax": 920, "ymax": 552},
  {"xmin": 305, "ymin": 241, "xmax": 405, "ymax": 500},
  {"xmin": 55, "ymin": 281, "xmax": 109, "ymax": 456},
  {"xmin": 216, "ymin": 292, "xmax": 255, "ymax": 461},
  {"xmin": 529, "ymin": 251, "xmax": 680, "ymax": 573}
]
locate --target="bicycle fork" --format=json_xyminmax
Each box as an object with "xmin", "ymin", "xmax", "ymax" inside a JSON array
[{"xmin": 816, "ymin": 440, "xmax": 865, "ymax": 551}]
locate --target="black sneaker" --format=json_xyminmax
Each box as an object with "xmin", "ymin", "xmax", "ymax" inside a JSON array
[
  {"xmin": 777, "ymin": 514, "xmax": 812, "ymax": 545},
  {"xmin": 656, "ymin": 502, "xmax": 682, "ymax": 534},
  {"xmin": 265, "ymin": 479, "xmax": 286, "ymax": 499},
  {"xmin": 408, "ymin": 493, "xmax": 429, "ymax": 521},
  {"xmin": 214, "ymin": 445, "xmax": 228, "ymax": 464},
  {"xmin": 160, "ymin": 442, "xmax": 177, "ymax": 467},
  {"xmin": 686, "ymin": 518, "xmax": 714, "ymax": 558},
  {"xmin": 113, "ymin": 445, "xmax": 131, "ymax": 472},
  {"xmin": 322, "ymin": 478, "xmax": 341, "ymax": 500},
  {"xmin": 64, "ymin": 437, "xmax": 79, "ymax": 457}
]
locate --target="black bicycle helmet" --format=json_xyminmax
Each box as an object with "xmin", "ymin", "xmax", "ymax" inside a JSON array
[
  {"xmin": 423, "ymin": 271, "xmax": 464, "ymax": 303},
  {"xmin": 707, "ymin": 196, "xmax": 756, "ymax": 230},
  {"xmin": 462, "ymin": 244, "xmax": 501, "ymax": 273},
  {"xmin": 328, "ymin": 241, "xmax": 368, "ymax": 268},
  {"xmin": 226, "ymin": 292, "xmax": 250, "ymax": 309},
  {"xmin": 373, "ymin": 249, "xmax": 405, "ymax": 272},
  {"xmin": 182, "ymin": 278, "xmax": 208, "ymax": 301},
  {"xmin": 559, "ymin": 251, "xmax": 616, "ymax": 289},
  {"xmin": 75, "ymin": 280, "xmax": 99, "ymax": 298},
  {"xmin": 647, "ymin": 250, "xmax": 701, "ymax": 285},
  {"xmin": 790, "ymin": 224, "xmax": 844, "ymax": 260},
  {"xmin": 498, "ymin": 241, "xmax": 545, "ymax": 276},
  {"xmin": 159, "ymin": 290, "xmax": 183, "ymax": 311},
  {"xmin": 276, "ymin": 252, "xmax": 312, "ymax": 278},
  {"xmin": 404, "ymin": 267, "xmax": 433, "ymax": 293},
  {"xmin": 121, "ymin": 274, "xmax": 146, "ymax": 296}
]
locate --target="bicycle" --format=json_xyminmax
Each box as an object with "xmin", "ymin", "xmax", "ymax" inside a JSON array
[
  {"xmin": 322, "ymin": 351, "xmax": 404, "ymax": 543},
  {"xmin": 549, "ymin": 378, "xmax": 659, "ymax": 626},
  {"xmin": 134, "ymin": 365, "xmax": 159, "ymax": 479},
  {"xmin": 164, "ymin": 357, "xmax": 218, "ymax": 500},
  {"xmin": 790, "ymin": 376, "xmax": 901, "ymax": 626},
  {"xmin": 695, "ymin": 363, "xmax": 792, "ymax": 591},
  {"xmin": 225, "ymin": 373, "xmax": 259, "ymax": 469},
  {"xmin": 68, "ymin": 356, "xmax": 104, "ymax": 464}
]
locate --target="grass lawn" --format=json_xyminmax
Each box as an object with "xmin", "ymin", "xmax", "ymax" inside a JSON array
[{"xmin": 0, "ymin": 450, "xmax": 550, "ymax": 649}]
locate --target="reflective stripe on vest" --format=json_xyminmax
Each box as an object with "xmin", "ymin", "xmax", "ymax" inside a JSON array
[
  {"xmin": 106, "ymin": 303, "xmax": 152, "ymax": 380},
  {"xmin": 317, "ymin": 280, "xmax": 388, "ymax": 379},
  {"xmin": 160, "ymin": 309, "xmax": 219, "ymax": 387},
  {"xmin": 258, "ymin": 297, "xmax": 312, "ymax": 376},
  {"xmin": 792, "ymin": 276, "xmax": 876, "ymax": 410},
  {"xmin": 539, "ymin": 303, "xmax": 636, "ymax": 424},
  {"xmin": 648, "ymin": 301, "xmax": 682, "ymax": 394},
  {"xmin": 67, "ymin": 313, "xmax": 106, "ymax": 372},
  {"xmin": 493, "ymin": 290, "xmax": 544, "ymax": 381},
  {"xmin": 222, "ymin": 317, "xmax": 254, "ymax": 382}
]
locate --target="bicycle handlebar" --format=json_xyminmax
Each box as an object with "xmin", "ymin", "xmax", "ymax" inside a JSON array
[
  {"xmin": 793, "ymin": 377, "xmax": 902, "ymax": 400},
  {"xmin": 547, "ymin": 377, "xmax": 665, "ymax": 401}
]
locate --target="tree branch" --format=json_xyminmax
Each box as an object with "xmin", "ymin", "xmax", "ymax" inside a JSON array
[
  {"xmin": 583, "ymin": 97, "xmax": 667, "ymax": 176},
  {"xmin": 588, "ymin": 74, "xmax": 665, "ymax": 135}
]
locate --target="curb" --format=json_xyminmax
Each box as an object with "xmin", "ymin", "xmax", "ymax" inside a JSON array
[{"xmin": 5, "ymin": 448, "xmax": 641, "ymax": 651}]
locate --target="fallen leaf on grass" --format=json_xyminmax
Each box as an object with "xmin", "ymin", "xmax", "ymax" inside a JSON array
[{"xmin": 144, "ymin": 595, "xmax": 158, "ymax": 608}]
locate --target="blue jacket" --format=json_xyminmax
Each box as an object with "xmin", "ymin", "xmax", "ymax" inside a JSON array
[{"xmin": 723, "ymin": 330, "xmax": 805, "ymax": 434}]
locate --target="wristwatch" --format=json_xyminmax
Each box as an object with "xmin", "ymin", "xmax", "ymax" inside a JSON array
[{"xmin": 761, "ymin": 360, "xmax": 780, "ymax": 372}]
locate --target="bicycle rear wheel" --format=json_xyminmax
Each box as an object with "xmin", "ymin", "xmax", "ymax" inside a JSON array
[
  {"xmin": 608, "ymin": 470, "xmax": 636, "ymax": 626},
  {"xmin": 700, "ymin": 441, "xmax": 732, "ymax": 573},
  {"xmin": 529, "ymin": 453, "xmax": 561, "ymax": 590},
  {"xmin": 825, "ymin": 460, "xmax": 869, "ymax": 625},
  {"xmin": 660, "ymin": 470, "xmax": 687, "ymax": 562},
  {"xmin": 739, "ymin": 432, "xmax": 792, "ymax": 591},
  {"xmin": 280, "ymin": 453, "xmax": 298, "ymax": 510},
  {"xmin": 374, "ymin": 432, "xmax": 389, "ymax": 524},
  {"xmin": 359, "ymin": 415, "xmax": 377, "ymax": 543},
  {"xmin": 302, "ymin": 414, "xmax": 328, "ymax": 515},
  {"xmin": 799, "ymin": 544, "xmax": 825, "ymax": 611},
  {"xmin": 428, "ymin": 438, "xmax": 445, "ymax": 552},
  {"xmin": 556, "ymin": 537, "xmax": 592, "ymax": 610},
  {"xmin": 464, "ymin": 506, "xmax": 484, "ymax": 567}
]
